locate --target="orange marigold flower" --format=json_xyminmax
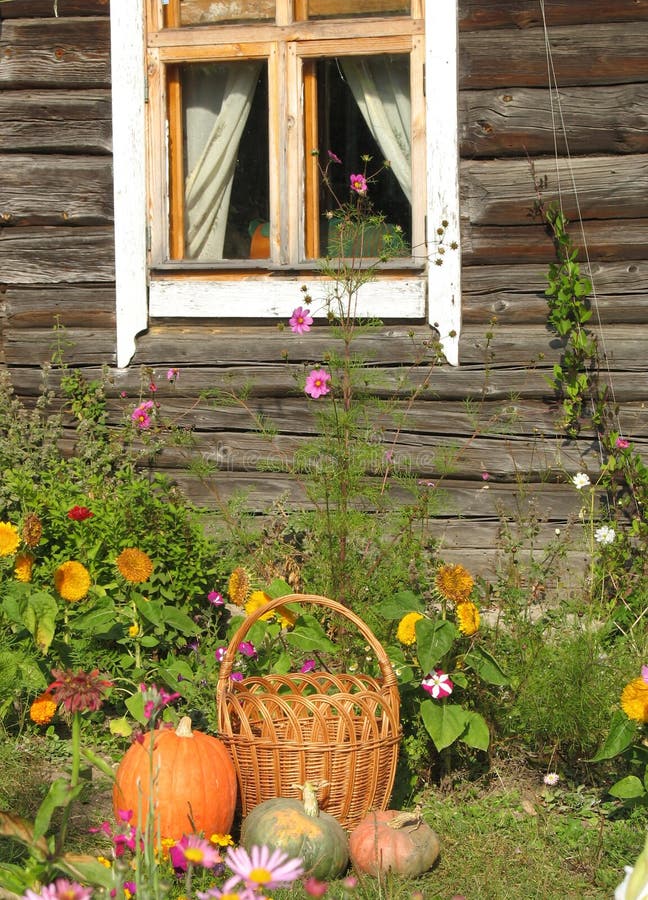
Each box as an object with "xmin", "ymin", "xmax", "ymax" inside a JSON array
[
  {"xmin": 456, "ymin": 601, "xmax": 480, "ymax": 636},
  {"xmin": 435, "ymin": 563, "xmax": 474, "ymax": 603},
  {"xmin": 228, "ymin": 566, "xmax": 251, "ymax": 606},
  {"xmin": 0, "ymin": 521, "xmax": 20, "ymax": 557},
  {"xmin": 116, "ymin": 548, "xmax": 153, "ymax": 584},
  {"xmin": 54, "ymin": 560, "xmax": 91, "ymax": 602},
  {"xmin": 14, "ymin": 551, "xmax": 34, "ymax": 583},
  {"xmin": 22, "ymin": 513, "xmax": 43, "ymax": 548},
  {"xmin": 621, "ymin": 677, "xmax": 648, "ymax": 723},
  {"xmin": 29, "ymin": 692, "xmax": 57, "ymax": 726}
]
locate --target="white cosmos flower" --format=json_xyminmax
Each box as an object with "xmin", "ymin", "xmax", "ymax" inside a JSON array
[
  {"xmin": 573, "ymin": 472, "xmax": 591, "ymax": 490},
  {"xmin": 594, "ymin": 525, "xmax": 616, "ymax": 545}
]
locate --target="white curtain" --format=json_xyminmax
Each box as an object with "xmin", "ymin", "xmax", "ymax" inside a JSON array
[
  {"xmin": 341, "ymin": 56, "xmax": 411, "ymax": 204},
  {"xmin": 183, "ymin": 61, "xmax": 262, "ymax": 259}
]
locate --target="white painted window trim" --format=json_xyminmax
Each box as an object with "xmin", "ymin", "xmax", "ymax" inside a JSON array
[{"xmin": 110, "ymin": 0, "xmax": 460, "ymax": 368}]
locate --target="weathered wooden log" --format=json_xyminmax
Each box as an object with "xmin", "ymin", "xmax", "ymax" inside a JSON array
[
  {"xmin": 0, "ymin": 0, "xmax": 108, "ymax": 17},
  {"xmin": 460, "ymin": 23, "xmax": 648, "ymax": 89},
  {"xmin": 0, "ymin": 226, "xmax": 114, "ymax": 283},
  {"xmin": 460, "ymin": 84, "xmax": 648, "ymax": 158},
  {"xmin": 2, "ymin": 285, "xmax": 116, "ymax": 328},
  {"xmin": 462, "ymin": 154, "xmax": 648, "ymax": 226},
  {"xmin": 0, "ymin": 154, "xmax": 113, "ymax": 225},
  {"xmin": 459, "ymin": 0, "xmax": 648, "ymax": 30},
  {"xmin": 0, "ymin": 18, "xmax": 110, "ymax": 87},
  {"xmin": 0, "ymin": 90, "xmax": 112, "ymax": 153}
]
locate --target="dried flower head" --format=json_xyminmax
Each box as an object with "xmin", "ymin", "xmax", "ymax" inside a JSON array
[
  {"xmin": 0, "ymin": 521, "xmax": 20, "ymax": 557},
  {"xmin": 396, "ymin": 611, "xmax": 424, "ymax": 646},
  {"xmin": 14, "ymin": 551, "xmax": 34, "ymax": 583},
  {"xmin": 456, "ymin": 601, "xmax": 480, "ymax": 636},
  {"xmin": 435, "ymin": 563, "xmax": 474, "ymax": 603},
  {"xmin": 54, "ymin": 560, "xmax": 91, "ymax": 602},
  {"xmin": 228, "ymin": 566, "xmax": 251, "ymax": 606},
  {"xmin": 116, "ymin": 547, "xmax": 154, "ymax": 583},
  {"xmin": 48, "ymin": 668, "xmax": 112, "ymax": 714},
  {"xmin": 29, "ymin": 691, "xmax": 57, "ymax": 726},
  {"xmin": 22, "ymin": 512, "xmax": 43, "ymax": 548}
]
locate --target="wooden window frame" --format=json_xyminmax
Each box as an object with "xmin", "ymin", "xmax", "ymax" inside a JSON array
[{"xmin": 110, "ymin": 0, "xmax": 460, "ymax": 366}]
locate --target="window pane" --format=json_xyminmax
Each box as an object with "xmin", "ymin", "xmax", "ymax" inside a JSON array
[
  {"xmin": 176, "ymin": 0, "xmax": 275, "ymax": 27},
  {"xmin": 180, "ymin": 62, "xmax": 269, "ymax": 261},
  {"xmin": 314, "ymin": 55, "xmax": 411, "ymax": 258},
  {"xmin": 305, "ymin": 0, "xmax": 409, "ymax": 19}
]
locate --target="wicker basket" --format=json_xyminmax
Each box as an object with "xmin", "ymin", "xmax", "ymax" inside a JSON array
[{"xmin": 216, "ymin": 593, "xmax": 401, "ymax": 829}]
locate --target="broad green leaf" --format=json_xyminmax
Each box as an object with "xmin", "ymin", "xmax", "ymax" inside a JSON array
[
  {"xmin": 109, "ymin": 716, "xmax": 133, "ymax": 738},
  {"xmin": 461, "ymin": 711, "xmax": 490, "ymax": 751},
  {"xmin": 34, "ymin": 779, "xmax": 84, "ymax": 842},
  {"xmin": 374, "ymin": 590, "xmax": 425, "ymax": 619},
  {"xmin": 420, "ymin": 700, "xmax": 468, "ymax": 752},
  {"xmin": 69, "ymin": 603, "xmax": 117, "ymax": 639},
  {"xmin": 265, "ymin": 578, "xmax": 293, "ymax": 599},
  {"xmin": 285, "ymin": 615, "xmax": 336, "ymax": 652},
  {"xmin": 161, "ymin": 606, "xmax": 199, "ymax": 635},
  {"xmin": 463, "ymin": 646, "xmax": 508, "ymax": 686},
  {"xmin": 271, "ymin": 651, "xmax": 293, "ymax": 674},
  {"xmin": 17, "ymin": 591, "xmax": 58, "ymax": 655},
  {"xmin": 136, "ymin": 597, "xmax": 163, "ymax": 626},
  {"xmin": 125, "ymin": 690, "xmax": 146, "ymax": 725},
  {"xmin": 590, "ymin": 710, "xmax": 637, "ymax": 762},
  {"xmin": 60, "ymin": 853, "xmax": 115, "ymax": 889},
  {"xmin": 608, "ymin": 775, "xmax": 646, "ymax": 800},
  {"xmin": 0, "ymin": 860, "xmax": 34, "ymax": 896},
  {"xmin": 416, "ymin": 618, "xmax": 457, "ymax": 675},
  {"xmin": 0, "ymin": 812, "xmax": 48, "ymax": 859}
]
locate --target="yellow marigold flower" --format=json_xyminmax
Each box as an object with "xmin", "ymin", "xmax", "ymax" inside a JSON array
[
  {"xmin": 0, "ymin": 521, "xmax": 20, "ymax": 557},
  {"xmin": 14, "ymin": 551, "xmax": 34, "ymax": 583},
  {"xmin": 22, "ymin": 513, "xmax": 43, "ymax": 548},
  {"xmin": 116, "ymin": 548, "xmax": 153, "ymax": 584},
  {"xmin": 621, "ymin": 677, "xmax": 648, "ymax": 723},
  {"xmin": 97, "ymin": 856, "xmax": 112, "ymax": 869},
  {"xmin": 128, "ymin": 623, "xmax": 140, "ymax": 637},
  {"xmin": 29, "ymin": 692, "xmax": 57, "ymax": 725},
  {"xmin": 396, "ymin": 611, "xmax": 424, "ymax": 646},
  {"xmin": 435, "ymin": 563, "xmax": 474, "ymax": 603},
  {"xmin": 228, "ymin": 566, "xmax": 251, "ymax": 606},
  {"xmin": 54, "ymin": 560, "xmax": 91, "ymax": 602},
  {"xmin": 245, "ymin": 590, "xmax": 274, "ymax": 620},
  {"xmin": 456, "ymin": 601, "xmax": 480, "ymax": 636},
  {"xmin": 209, "ymin": 833, "xmax": 234, "ymax": 847}
]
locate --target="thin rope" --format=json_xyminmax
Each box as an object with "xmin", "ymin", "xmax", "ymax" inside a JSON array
[{"xmin": 538, "ymin": 0, "xmax": 622, "ymax": 442}]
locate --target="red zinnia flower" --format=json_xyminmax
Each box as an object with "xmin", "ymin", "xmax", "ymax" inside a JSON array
[
  {"xmin": 48, "ymin": 668, "xmax": 112, "ymax": 713},
  {"xmin": 67, "ymin": 506, "xmax": 94, "ymax": 521}
]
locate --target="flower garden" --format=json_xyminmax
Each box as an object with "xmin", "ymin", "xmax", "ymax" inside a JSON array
[{"xmin": 1, "ymin": 161, "xmax": 648, "ymax": 900}]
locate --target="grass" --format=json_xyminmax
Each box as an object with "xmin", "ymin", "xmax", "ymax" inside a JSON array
[{"xmin": 0, "ymin": 734, "xmax": 645, "ymax": 899}]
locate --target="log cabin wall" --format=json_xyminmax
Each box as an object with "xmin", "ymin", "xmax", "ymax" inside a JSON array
[{"xmin": 1, "ymin": 0, "xmax": 647, "ymax": 583}]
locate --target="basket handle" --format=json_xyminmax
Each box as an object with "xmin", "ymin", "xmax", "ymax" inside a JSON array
[{"xmin": 216, "ymin": 592, "xmax": 398, "ymax": 690}]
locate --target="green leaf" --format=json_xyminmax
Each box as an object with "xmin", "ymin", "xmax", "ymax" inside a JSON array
[
  {"xmin": 416, "ymin": 618, "xmax": 457, "ymax": 675},
  {"xmin": 461, "ymin": 711, "xmax": 490, "ymax": 751},
  {"xmin": 420, "ymin": 700, "xmax": 468, "ymax": 752},
  {"xmin": 33, "ymin": 778, "xmax": 83, "ymax": 842},
  {"xmin": 285, "ymin": 615, "xmax": 336, "ymax": 653},
  {"xmin": 135, "ymin": 597, "xmax": 163, "ymax": 626},
  {"xmin": 590, "ymin": 710, "xmax": 637, "ymax": 762},
  {"xmin": 161, "ymin": 605, "xmax": 199, "ymax": 635},
  {"xmin": 125, "ymin": 691, "xmax": 146, "ymax": 725},
  {"xmin": 374, "ymin": 590, "xmax": 425, "ymax": 619},
  {"xmin": 463, "ymin": 646, "xmax": 508, "ymax": 685},
  {"xmin": 271, "ymin": 651, "xmax": 293, "ymax": 674},
  {"xmin": 608, "ymin": 775, "xmax": 646, "ymax": 800},
  {"xmin": 265, "ymin": 578, "xmax": 293, "ymax": 599},
  {"xmin": 59, "ymin": 853, "xmax": 115, "ymax": 889},
  {"xmin": 109, "ymin": 716, "xmax": 133, "ymax": 738}
]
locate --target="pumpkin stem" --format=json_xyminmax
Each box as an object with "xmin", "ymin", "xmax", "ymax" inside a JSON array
[
  {"xmin": 291, "ymin": 780, "xmax": 328, "ymax": 817},
  {"xmin": 175, "ymin": 716, "xmax": 194, "ymax": 738},
  {"xmin": 388, "ymin": 806, "xmax": 423, "ymax": 829}
]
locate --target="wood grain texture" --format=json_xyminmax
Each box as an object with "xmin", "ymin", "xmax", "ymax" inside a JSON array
[
  {"xmin": 458, "ymin": 0, "xmax": 648, "ymax": 30},
  {"xmin": 0, "ymin": 226, "xmax": 114, "ymax": 283},
  {"xmin": 0, "ymin": 90, "xmax": 112, "ymax": 153}
]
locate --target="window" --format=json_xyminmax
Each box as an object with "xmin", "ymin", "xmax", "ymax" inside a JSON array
[{"xmin": 110, "ymin": 0, "xmax": 460, "ymax": 365}]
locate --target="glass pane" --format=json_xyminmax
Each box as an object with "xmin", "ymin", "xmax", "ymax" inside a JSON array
[
  {"xmin": 305, "ymin": 0, "xmax": 409, "ymax": 20},
  {"xmin": 314, "ymin": 55, "xmax": 411, "ymax": 258},
  {"xmin": 181, "ymin": 62, "xmax": 269, "ymax": 261},
  {"xmin": 176, "ymin": 0, "xmax": 274, "ymax": 27}
]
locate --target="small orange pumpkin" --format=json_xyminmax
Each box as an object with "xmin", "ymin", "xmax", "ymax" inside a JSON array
[
  {"xmin": 349, "ymin": 809, "xmax": 440, "ymax": 878},
  {"xmin": 112, "ymin": 716, "xmax": 237, "ymax": 841}
]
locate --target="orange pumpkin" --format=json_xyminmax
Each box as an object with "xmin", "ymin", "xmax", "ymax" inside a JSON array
[
  {"xmin": 349, "ymin": 809, "xmax": 440, "ymax": 878},
  {"xmin": 112, "ymin": 716, "xmax": 237, "ymax": 841}
]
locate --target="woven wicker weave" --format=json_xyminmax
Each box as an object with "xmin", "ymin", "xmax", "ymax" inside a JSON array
[{"xmin": 216, "ymin": 593, "xmax": 401, "ymax": 829}]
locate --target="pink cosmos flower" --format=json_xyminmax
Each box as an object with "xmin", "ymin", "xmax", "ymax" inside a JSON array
[
  {"xmin": 131, "ymin": 399, "xmax": 155, "ymax": 430},
  {"xmin": 349, "ymin": 173, "xmax": 368, "ymax": 196},
  {"xmin": 25, "ymin": 880, "xmax": 93, "ymax": 900},
  {"xmin": 421, "ymin": 669, "xmax": 454, "ymax": 699},
  {"xmin": 304, "ymin": 369, "xmax": 331, "ymax": 399},
  {"xmin": 616, "ymin": 437, "xmax": 630, "ymax": 449},
  {"xmin": 169, "ymin": 834, "xmax": 222, "ymax": 870},
  {"xmin": 167, "ymin": 367, "xmax": 180, "ymax": 382},
  {"xmin": 327, "ymin": 150, "xmax": 342, "ymax": 164},
  {"xmin": 238, "ymin": 641, "xmax": 257, "ymax": 659},
  {"xmin": 225, "ymin": 844, "xmax": 304, "ymax": 890},
  {"xmin": 300, "ymin": 659, "xmax": 317, "ymax": 673},
  {"xmin": 289, "ymin": 306, "xmax": 314, "ymax": 334}
]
